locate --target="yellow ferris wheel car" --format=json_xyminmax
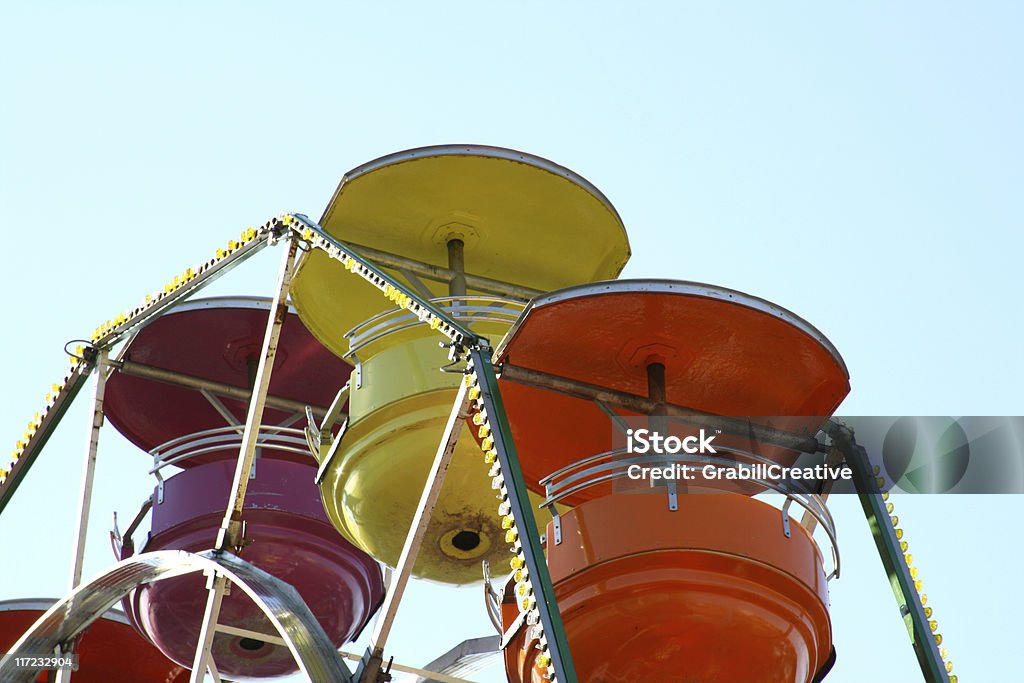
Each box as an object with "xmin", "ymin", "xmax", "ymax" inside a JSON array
[{"xmin": 292, "ymin": 145, "xmax": 630, "ymax": 584}]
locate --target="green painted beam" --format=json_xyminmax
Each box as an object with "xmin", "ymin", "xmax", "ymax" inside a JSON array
[
  {"xmin": 470, "ymin": 348, "xmax": 577, "ymax": 683},
  {"xmin": 826, "ymin": 421, "xmax": 949, "ymax": 683}
]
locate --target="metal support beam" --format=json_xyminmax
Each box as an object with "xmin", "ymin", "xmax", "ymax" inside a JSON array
[
  {"xmin": 215, "ymin": 624, "xmax": 287, "ymax": 648},
  {"xmin": 397, "ymin": 267, "xmax": 436, "ymax": 300},
  {"xmin": 471, "ymin": 349, "xmax": 578, "ymax": 683},
  {"xmin": 216, "ymin": 238, "xmax": 299, "ymax": 552},
  {"xmin": 825, "ymin": 421, "xmax": 948, "ymax": 683},
  {"xmin": 189, "ymin": 572, "xmax": 229, "ymax": 683},
  {"xmin": 66, "ymin": 349, "xmax": 109, "ymax": 590},
  {"xmin": 1, "ymin": 226, "xmax": 275, "ymax": 516},
  {"xmin": 342, "ymin": 240, "xmax": 542, "ymax": 302},
  {"xmin": 447, "ymin": 239, "xmax": 467, "ymax": 297},
  {"xmin": 499, "ymin": 363, "xmax": 826, "ymax": 453},
  {"xmin": 801, "ymin": 446, "xmax": 844, "ymax": 535},
  {"xmin": 115, "ymin": 359, "xmax": 330, "ymax": 421},
  {"xmin": 0, "ymin": 365, "xmax": 89, "ymax": 516},
  {"xmin": 342, "ymin": 651, "xmax": 476, "ymax": 683},
  {"xmin": 292, "ymin": 216, "xmax": 480, "ymax": 346},
  {"xmin": 319, "ymin": 382, "xmax": 350, "ymax": 434},
  {"xmin": 359, "ymin": 382, "xmax": 471, "ymax": 681},
  {"xmin": 53, "ymin": 351, "xmax": 110, "ymax": 683}
]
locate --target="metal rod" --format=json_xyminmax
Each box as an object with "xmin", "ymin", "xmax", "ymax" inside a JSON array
[
  {"xmin": 319, "ymin": 382, "xmax": 350, "ymax": 434},
  {"xmin": 472, "ymin": 349, "xmax": 578, "ymax": 683},
  {"xmin": 447, "ymin": 239, "xmax": 468, "ymax": 297},
  {"xmin": 189, "ymin": 571, "xmax": 229, "ymax": 683},
  {"xmin": 2, "ymin": 227, "xmax": 276, "ymax": 517},
  {"xmin": 216, "ymin": 239, "xmax": 298, "ymax": 552},
  {"xmin": 93, "ymin": 230, "xmax": 273, "ymax": 350},
  {"xmin": 67, "ymin": 349, "xmax": 109, "ymax": 588},
  {"xmin": 341, "ymin": 651, "xmax": 475, "ymax": 683},
  {"xmin": 0, "ymin": 365, "xmax": 90, "ymax": 516},
  {"xmin": 344, "ymin": 240, "xmax": 542, "ymax": 301},
  {"xmin": 499, "ymin": 363, "xmax": 826, "ymax": 453},
  {"xmin": 215, "ymin": 624, "xmax": 287, "ymax": 647},
  {"xmin": 201, "ymin": 389, "xmax": 243, "ymax": 427},
  {"xmin": 292, "ymin": 216, "xmax": 480, "ymax": 346},
  {"xmin": 366, "ymin": 382, "xmax": 470, "ymax": 664},
  {"xmin": 53, "ymin": 352, "xmax": 110, "ymax": 683},
  {"xmin": 646, "ymin": 362, "xmax": 667, "ymax": 410},
  {"xmin": 397, "ymin": 267, "xmax": 437, "ymax": 300},
  {"xmin": 801, "ymin": 446, "xmax": 844, "ymax": 534},
  {"xmin": 116, "ymin": 359, "xmax": 330, "ymax": 421},
  {"xmin": 825, "ymin": 421, "xmax": 949, "ymax": 682}
]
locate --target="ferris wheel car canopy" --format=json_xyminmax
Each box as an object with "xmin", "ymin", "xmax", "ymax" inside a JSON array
[
  {"xmin": 103, "ymin": 296, "xmax": 350, "ymax": 466},
  {"xmin": 290, "ymin": 144, "xmax": 631, "ymax": 358},
  {"xmin": 494, "ymin": 279, "xmax": 851, "ymax": 503}
]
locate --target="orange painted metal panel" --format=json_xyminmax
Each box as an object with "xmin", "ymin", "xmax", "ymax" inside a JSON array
[
  {"xmin": 495, "ymin": 282, "xmax": 850, "ymax": 500},
  {"xmin": 503, "ymin": 493, "xmax": 832, "ymax": 683}
]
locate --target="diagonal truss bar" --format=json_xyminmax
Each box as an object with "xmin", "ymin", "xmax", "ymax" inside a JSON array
[
  {"xmin": 825, "ymin": 421, "xmax": 949, "ymax": 683},
  {"xmin": 65, "ymin": 350, "xmax": 110, "ymax": 592},
  {"xmin": 469, "ymin": 348, "xmax": 578, "ymax": 683},
  {"xmin": 91, "ymin": 230, "xmax": 272, "ymax": 350},
  {"xmin": 1, "ymin": 223, "xmax": 277, "ymax": 518},
  {"xmin": 0, "ymin": 364, "xmax": 90, "ymax": 516},
  {"xmin": 190, "ymin": 572, "xmax": 229, "ymax": 683},
  {"xmin": 359, "ymin": 382, "xmax": 471, "ymax": 681},
  {"xmin": 288, "ymin": 215, "xmax": 480, "ymax": 347},
  {"xmin": 216, "ymin": 237, "xmax": 299, "ymax": 552}
]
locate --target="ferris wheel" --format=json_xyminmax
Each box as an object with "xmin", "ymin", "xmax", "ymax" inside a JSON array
[{"xmin": 0, "ymin": 146, "xmax": 954, "ymax": 683}]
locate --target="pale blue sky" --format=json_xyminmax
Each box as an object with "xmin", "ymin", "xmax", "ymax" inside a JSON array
[{"xmin": 1, "ymin": 3, "xmax": 1021, "ymax": 681}]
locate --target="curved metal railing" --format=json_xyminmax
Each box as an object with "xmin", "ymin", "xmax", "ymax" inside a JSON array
[
  {"xmin": 148, "ymin": 425, "xmax": 309, "ymax": 474},
  {"xmin": 345, "ymin": 296, "xmax": 525, "ymax": 357},
  {"xmin": 538, "ymin": 445, "xmax": 841, "ymax": 580}
]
